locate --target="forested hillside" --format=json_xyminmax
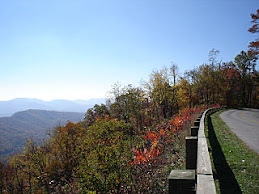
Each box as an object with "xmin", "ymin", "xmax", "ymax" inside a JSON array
[{"xmin": 0, "ymin": 110, "xmax": 84, "ymax": 157}]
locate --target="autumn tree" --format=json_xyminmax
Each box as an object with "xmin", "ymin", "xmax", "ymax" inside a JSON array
[
  {"xmin": 0, "ymin": 162, "xmax": 5, "ymax": 193},
  {"xmin": 218, "ymin": 62, "xmax": 241, "ymax": 107},
  {"xmin": 10, "ymin": 140, "xmax": 42, "ymax": 193},
  {"xmin": 146, "ymin": 67, "xmax": 174, "ymax": 120},
  {"xmin": 177, "ymin": 78, "xmax": 191, "ymax": 108},
  {"xmin": 83, "ymin": 104, "xmax": 110, "ymax": 128},
  {"xmin": 234, "ymin": 50, "xmax": 257, "ymax": 106},
  {"xmin": 194, "ymin": 64, "xmax": 214, "ymax": 105},
  {"xmin": 77, "ymin": 119, "xmax": 133, "ymax": 193},
  {"xmin": 208, "ymin": 49, "xmax": 220, "ymax": 103},
  {"xmin": 50, "ymin": 122, "xmax": 85, "ymax": 184},
  {"xmin": 1, "ymin": 164, "xmax": 19, "ymax": 193},
  {"xmin": 170, "ymin": 64, "xmax": 180, "ymax": 113},
  {"xmin": 107, "ymin": 84, "xmax": 147, "ymax": 134},
  {"xmin": 184, "ymin": 69, "xmax": 199, "ymax": 106},
  {"xmin": 248, "ymin": 9, "xmax": 259, "ymax": 56}
]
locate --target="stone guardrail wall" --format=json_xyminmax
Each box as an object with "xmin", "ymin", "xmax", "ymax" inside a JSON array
[{"xmin": 168, "ymin": 108, "xmax": 218, "ymax": 194}]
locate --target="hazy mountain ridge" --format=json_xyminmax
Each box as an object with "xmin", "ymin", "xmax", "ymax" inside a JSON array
[
  {"xmin": 0, "ymin": 109, "xmax": 85, "ymax": 157},
  {"xmin": 0, "ymin": 98, "xmax": 105, "ymax": 117}
]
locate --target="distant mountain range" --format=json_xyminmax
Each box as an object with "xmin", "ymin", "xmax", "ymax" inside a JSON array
[
  {"xmin": 0, "ymin": 98, "xmax": 106, "ymax": 117},
  {"xmin": 0, "ymin": 109, "xmax": 85, "ymax": 158}
]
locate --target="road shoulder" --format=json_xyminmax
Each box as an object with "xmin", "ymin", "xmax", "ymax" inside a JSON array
[{"xmin": 205, "ymin": 110, "xmax": 259, "ymax": 193}]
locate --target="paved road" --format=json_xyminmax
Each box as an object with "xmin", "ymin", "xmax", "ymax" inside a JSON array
[{"xmin": 220, "ymin": 108, "xmax": 259, "ymax": 154}]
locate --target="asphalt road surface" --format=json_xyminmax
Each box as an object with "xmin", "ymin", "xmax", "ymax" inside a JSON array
[{"xmin": 220, "ymin": 108, "xmax": 259, "ymax": 154}]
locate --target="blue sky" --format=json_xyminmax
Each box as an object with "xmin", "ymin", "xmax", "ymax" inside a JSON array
[{"xmin": 0, "ymin": 0, "xmax": 258, "ymax": 101}]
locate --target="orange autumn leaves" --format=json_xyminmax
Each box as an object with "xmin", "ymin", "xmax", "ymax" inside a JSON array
[{"xmin": 130, "ymin": 105, "xmax": 219, "ymax": 166}]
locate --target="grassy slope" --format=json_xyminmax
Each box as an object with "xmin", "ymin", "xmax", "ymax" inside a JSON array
[{"xmin": 205, "ymin": 110, "xmax": 259, "ymax": 194}]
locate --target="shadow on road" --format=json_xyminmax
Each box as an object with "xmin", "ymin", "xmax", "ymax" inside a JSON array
[{"xmin": 207, "ymin": 114, "xmax": 242, "ymax": 194}]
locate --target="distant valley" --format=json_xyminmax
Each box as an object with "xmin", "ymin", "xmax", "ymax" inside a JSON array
[{"xmin": 0, "ymin": 109, "xmax": 85, "ymax": 158}]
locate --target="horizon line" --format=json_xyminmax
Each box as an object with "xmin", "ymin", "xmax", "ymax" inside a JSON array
[{"xmin": 0, "ymin": 97, "xmax": 107, "ymax": 102}]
